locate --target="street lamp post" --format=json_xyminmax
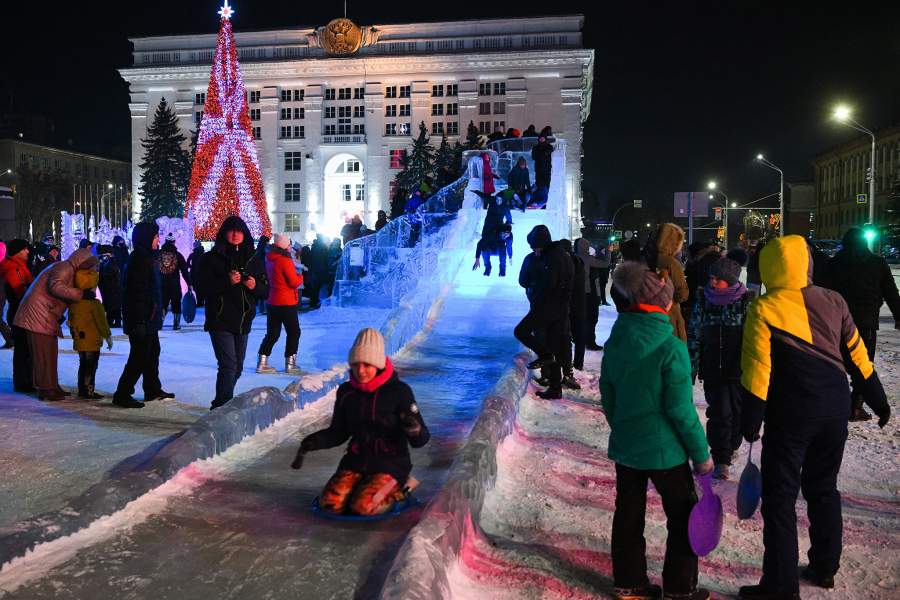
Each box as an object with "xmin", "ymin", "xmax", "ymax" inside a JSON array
[
  {"xmin": 755, "ymin": 154, "xmax": 784, "ymax": 236},
  {"xmin": 707, "ymin": 181, "xmax": 730, "ymax": 247},
  {"xmin": 833, "ymin": 105, "xmax": 876, "ymax": 247}
]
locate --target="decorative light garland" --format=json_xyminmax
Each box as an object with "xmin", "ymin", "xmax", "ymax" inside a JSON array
[{"xmin": 185, "ymin": 2, "xmax": 272, "ymax": 241}]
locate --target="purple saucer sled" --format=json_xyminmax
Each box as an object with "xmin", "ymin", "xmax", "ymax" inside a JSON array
[{"xmin": 688, "ymin": 472, "xmax": 724, "ymax": 556}]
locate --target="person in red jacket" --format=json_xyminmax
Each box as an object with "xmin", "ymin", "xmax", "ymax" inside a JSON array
[
  {"xmin": 256, "ymin": 233, "xmax": 303, "ymax": 375},
  {"xmin": 1, "ymin": 239, "xmax": 35, "ymax": 391},
  {"xmin": 292, "ymin": 328, "xmax": 429, "ymax": 516}
]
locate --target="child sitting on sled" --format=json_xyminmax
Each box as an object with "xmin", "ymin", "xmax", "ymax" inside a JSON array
[{"xmin": 292, "ymin": 328, "xmax": 429, "ymax": 516}]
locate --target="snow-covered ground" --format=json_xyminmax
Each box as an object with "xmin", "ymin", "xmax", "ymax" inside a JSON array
[
  {"xmin": 0, "ymin": 305, "xmax": 389, "ymax": 531},
  {"xmin": 449, "ymin": 283, "xmax": 900, "ymax": 599}
]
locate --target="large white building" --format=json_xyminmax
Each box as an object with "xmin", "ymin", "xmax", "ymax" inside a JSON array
[{"xmin": 120, "ymin": 15, "xmax": 594, "ymax": 239}]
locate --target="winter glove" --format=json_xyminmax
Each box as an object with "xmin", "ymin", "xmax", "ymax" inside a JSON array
[
  {"xmin": 876, "ymin": 405, "xmax": 891, "ymax": 429},
  {"xmin": 741, "ymin": 388, "xmax": 765, "ymax": 443},
  {"xmin": 399, "ymin": 412, "xmax": 422, "ymax": 437},
  {"xmin": 860, "ymin": 371, "xmax": 889, "ymax": 428},
  {"xmin": 895, "ymin": 320, "xmax": 900, "ymax": 331},
  {"xmin": 290, "ymin": 449, "xmax": 305, "ymax": 470},
  {"xmin": 82, "ymin": 289, "xmax": 96, "ymax": 300},
  {"xmin": 105, "ymin": 337, "xmax": 113, "ymax": 351}
]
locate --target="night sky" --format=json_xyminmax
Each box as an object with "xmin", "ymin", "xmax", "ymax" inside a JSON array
[{"xmin": 3, "ymin": 0, "xmax": 899, "ymax": 220}]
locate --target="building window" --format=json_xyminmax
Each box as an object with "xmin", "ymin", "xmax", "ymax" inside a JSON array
[
  {"xmin": 284, "ymin": 213, "xmax": 301, "ymax": 232},
  {"xmin": 385, "ymin": 123, "xmax": 397, "ymax": 136},
  {"xmin": 284, "ymin": 183, "xmax": 302, "ymax": 202},
  {"xmin": 294, "ymin": 126, "xmax": 305, "ymax": 138},
  {"xmin": 354, "ymin": 87, "xmax": 365, "ymax": 99},
  {"xmin": 479, "ymin": 102, "xmax": 491, "ymax": 115},
  {"xmin": 325, "ymin": 88, "xmax": 336, "ymax": 100},
  {"xmin": 355, "ymin": 183, "xmax": 365, "ymax": 201},
  {"xmin": 493, "ymin": 120, "xmax": 505, "ymax": 132},
  {"xmin": 249, "ymin": 90, "xmax": 260, "ymax": 103},
  {"xmin": 346, "ymin": 160, "xmax": 361, "ymax": 173},
  {"xmin": 399, "ymin": 104, "xmax": 410, "ymax": 117},
  {"xmin": 353, "ymin": 124, "xmax": 366, "ymax": 135},
  {"xmin": 385, "ymin": 105, "xmax": 397, "ymax": 117},
  {"xmin": 280, "ymin": 89, "xmax": 291, "ymax": 102},
  {"xmin": 431, "ymin": 122, "xmax": 444, "ymax": 135},
  {"xmin": 479, "ymin": 121, "xmax": 490, "ymax": 134},
  {"xmin": 493, "ymin": 82, "xmax": 506, "ymax": 95},
  {"xmin": 342, "ymin": 184, "xmax": 352, "ymax": 201},
  {"xmin": 250, "ymin": 109, "xmax": 260, "ymax": 121},
  {"xmin": 398, "ymin": 123, "xmax": 410, "ymax": 136},
  {"xmin": 493, "ymin": 102, "xmax": 505, "ymax": 114},
  {"xmin": 252, "ymin": 127, "xmax": 261, "ymax": 140},
  {"xmin": 280, "ymin": 108, "xmax": 292, "ymax": 120},
  {"xmin": 353, "ymin": 106, "xmax": 365, "ymax": 119},
  {"xmin": 280, "ymin": 126, "xmax": 291, "ymax": 138},
  {"xmin": 446, "ymin": 84, "xmax": 458, "ymax": 97},
  {"xmin": 285, "ymin": 152, "xmax": 303, "ymax": 170},
  {"xmin": 324, "ymin": 124, "xmax": 336, "ymax": 135},
  {"xmin": 432, "ymin": 104, "xmax": 444, "ymax": 116},
  {"xmin": 294, "ymin": 107, "xmax": 304, "ymax": 119},
  {"xmin": 338, "ymin": 106, "xmax": 352, "ymax": 118},
  {"xmin": 385, "ymin": 86, "xmax": 397, "ymax": 98},
  {"xmin": 447, "ymin": 121, "xmax": 459, "ymax": 135},
  {"xmin": 195, "ymin": 92, "xmax": 206, "ymax": 105},
  {"xmin": 324, "ymin": 106, "xmax": 336, "ymax": 119},
  {"xmin": 338, "ymin": 124, "xmax": 352, "ymax": 135},
  {"xmin": 390, "ymin": 149, "xmax": 406, "ymax": 168},
  {"xmin": 479, "ymin": 83, "xmax": 491, "ymax": 96},
  {"xmin": 432, "ymin": 84, "xmax": 444, "ymax": 97},
  {"xmin": 446, "ymin": 103, "xmax": 458, "ymax": 116},
  {"xmin": 339, "ymin": 87, "xmax": 351, "ymax": 100},
  {"xmin": 195, "ymin": 111, "xmax": 204, "ymax": 123},
  {"xmin": 399, "ymin": 85, "xmax": 411, "ymax": 98},
  {"xmin": 294, "ymin": 89, "xmax": 304, "ymax": 101}
]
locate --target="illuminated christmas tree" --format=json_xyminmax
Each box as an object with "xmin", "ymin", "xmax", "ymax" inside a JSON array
[{"xmin": 185, "ymin": 0, "xmax": 272, "ymax": 240}]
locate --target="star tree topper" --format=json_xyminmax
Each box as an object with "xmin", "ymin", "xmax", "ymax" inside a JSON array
[{"xmin": 218, "ymin": 0, "xmax": 234, "ymax": 20}]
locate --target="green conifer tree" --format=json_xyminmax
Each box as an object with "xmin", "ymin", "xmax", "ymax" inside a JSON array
[
  {"xmin": 138, "ymin": 97, "xmax": 191, "ymax": 221},
  {"xmin": 396, "ymin": 121, "xmax": 435, "ymax": 195}
]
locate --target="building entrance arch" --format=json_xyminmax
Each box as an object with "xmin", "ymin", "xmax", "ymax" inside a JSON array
[{"xmin": 322, "ymin": 152, "xmax": 365, "ymax": 239}]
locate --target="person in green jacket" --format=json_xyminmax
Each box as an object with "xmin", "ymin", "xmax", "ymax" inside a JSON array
[{"xmin": 600, "ymin": 261, "xmax": 714, "ymax": 600}]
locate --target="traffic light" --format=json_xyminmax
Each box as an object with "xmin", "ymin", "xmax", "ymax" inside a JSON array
[{"xmin": 863, "ymin": 223, "xmax": 878, "ymax": 243}]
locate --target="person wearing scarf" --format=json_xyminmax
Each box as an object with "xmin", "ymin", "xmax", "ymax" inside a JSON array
[
  {"xmin": 686, "ymin": 257, "xmax": 751, "ymax": 480},
  {"xmin": 292, "ymin": 328, "xmax": 429, "ymax": 516}
]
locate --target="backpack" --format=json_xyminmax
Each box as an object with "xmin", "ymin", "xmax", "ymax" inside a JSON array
[{"xmin": 159, "ymin": 251, "xmax": 177, "ymax": 275}]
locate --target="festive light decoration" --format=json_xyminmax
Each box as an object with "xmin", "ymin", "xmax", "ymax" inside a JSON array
[{"xmin": 185, "ymin": 1, "xmax": 271, "ymax": 240}]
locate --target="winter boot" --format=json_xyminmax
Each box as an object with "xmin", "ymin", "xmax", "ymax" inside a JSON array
[
  {"xmin": 562, "ymin": 369, "xmax": 581, "ymax": 390},
  {"xmin": 537, "ymin": 387, "xmax": 562, "ymax": 400},
  {"xmin": 527, "ymin": 355, "xmax": 555, "ymax": 370},
  {"xmin": 737, "ymin": 585, "xmax": 799, "ymax": 600},
  {"xmin": 849, "ymin": 395, "xmax": 871, "ymax": 422},
  {"xmin": 285, "ymin": 355, "xmax": 302, "ymax": 375},
  {"xmin": 615, "ymin": 585, "xmax": 662, "ymax": 600},
  {"xmin": 534, "ymin": 376, "xmax": 551, "ymax": 387},
  {"xmin": 112, "ymin": 395, "xmax": 145, "ymax": 409},
  {"xmin": 173, "ymin": 314, "xmax": 181, "ymax": 330},
  {"xmin": 256, "ymin": 355, "xmax": 277, "ymax": 374},
  {"xmin": 145, "ymin": 390, "xmax": 175, "ymax": 402},
  {"xmin": 664, "ymin": 590, "xmax": 710, "ymax": 600},
  {"xmin": 801, "ymin": 566, "xmax": 835, "ymax": 589}
]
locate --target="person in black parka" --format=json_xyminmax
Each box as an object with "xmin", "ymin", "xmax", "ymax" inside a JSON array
[
  {"xmin": 158, "ymin": 236, "xmax": 191, "ymax": 330},
  {"xmin": 829, "ymin": 227, "xmax": 900, "ymax": 421},
  {"xmin": 194, "ymin": 216, "xmax": 268, "ymax": 410},
  {"xmin": 97, "ymin": 245, "xmax": 124, "ymax": 328},
  {"xmin": 293, "ymin": 328, "xmax": 429, "ymax": 516},
  {"xmin": 187, "ymin": 241, "xmax": 206, "ymax": 307}
]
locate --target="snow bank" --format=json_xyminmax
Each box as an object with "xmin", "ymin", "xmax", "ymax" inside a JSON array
[{"xmin": 379, "ymin": 352, "xmax": 532, "ymax": 600}]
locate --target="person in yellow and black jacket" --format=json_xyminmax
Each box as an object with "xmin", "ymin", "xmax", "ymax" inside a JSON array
[{"xmin": 737, "ymin": 236, "xmax": 890, "ymax": 600}]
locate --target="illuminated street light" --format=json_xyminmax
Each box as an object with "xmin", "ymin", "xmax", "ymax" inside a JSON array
[
  {"xmin": 833, "ymin": 105, "xmax": 852, "ymax": 122},
  {"xmin": 707, "ymin": 181, "xmax": 730, "ymax": 245},
  {"xmin": 707, "ymin": 181, "xmax": 717, "ymax": 190},
  {"xmin": 832, "ymin": 104, "xmax": 876, "ymax": 249},
  {"xmin": 755, "ymin": 154, "xmax": 784, "ymax": 236}
]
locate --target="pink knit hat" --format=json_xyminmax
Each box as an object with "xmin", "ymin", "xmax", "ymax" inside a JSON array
[{"xmin": 273, "ymin": 233, "xmax": 291, "ymax": 249}]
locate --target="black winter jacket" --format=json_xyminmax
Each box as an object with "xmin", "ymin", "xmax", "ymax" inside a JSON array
[
  {"xmin": 195, "ymin": 216, "xmax": 268, "ymax": 335},
  {"xmin": 122, "ymin": 223, "xmax": 163, "ymax": 335},
  {"xmin": 569, "ymin": 253, "xmax": 586, "ymax": 320},
  {"xmin": 302, "ymin": 367, "xmax": 429, "ymax": 484},
  {"xmin": 536, "ymin": 241, "xmax": 574, "ymax": 320},
  {"xmin": 829, "ymin": 244, "xmax": 900, "ymax": 330},
  {"xmin": 159, "ymin": 241, "xmax": 191, "ymax": 290}
]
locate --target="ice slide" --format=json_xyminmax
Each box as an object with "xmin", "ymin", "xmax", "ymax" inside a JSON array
[{"xmin": 0, "ymin": 144, "xmax": 569, "ymax": 598}]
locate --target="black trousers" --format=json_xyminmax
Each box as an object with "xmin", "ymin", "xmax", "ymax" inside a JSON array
[
  {"xmin": 571, "ymin": 313, "xmax": 586, "ymax": 370},
  {"xmin": 114, "ymin": 330, "xmax": 162, "ymax": 400},
  {"xmin": 612, "ymin": 462, "xmax": 699, "ymax": 594},
  {"xmin": 514, "ymin": 308, "xmax": 567, "ymax": 387},
  {"xmin": 585, "ymin": 294, "xmax": 600, "ymax": 345},
  {"xmin": 597, "ymin": 269, "xmax": 610, "ymax": 304},
  {"xmin": 257, "ymin": 304, "xmax": 301, "ymax": 357},
  {"xmin": 703, "ymin": 382, "xmax": 744, "ymax": 465},
  {"xmin": 849, "ymin": 328, "xmax": 877, "ymax": 407},
  {"xmin": 78, "ymin": 351, "xmax": 100, "ymax": 395},
  {"xmin": 760, "ymin": 417, "xmax": 847, "ymax": 593},
  {"xmin": 12, "ymin": 325, "xmax": 32, "ymax": 390},
  {"xmin": 161, "ymin": 285, "xmax": 182, "ymax": 315}
]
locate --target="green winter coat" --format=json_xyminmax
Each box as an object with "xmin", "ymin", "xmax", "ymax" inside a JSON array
[{"xmin": 599, "ymin": 311, "xmax": 710, "ymax": 470}]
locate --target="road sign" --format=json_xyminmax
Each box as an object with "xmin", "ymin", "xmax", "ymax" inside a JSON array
[
  {"xmin": 633, "ymin": 199, "xmax": 643, "ymax": 208},
  {"xmin": 714, "ymin": 207, "xmax": 722, "ymax": 221},
  {"xmin": 856, "ymin": 194, "xmax": 868, "ymax": 204}
]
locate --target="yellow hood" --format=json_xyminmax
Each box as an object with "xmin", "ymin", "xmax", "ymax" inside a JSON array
[
  {"xmin": 75, "ymin": 269, "xmax": 99, "ymax": 290},
  {"xmin": 759, "ymin": 235, "xmax": 811, "ymax": 291}
]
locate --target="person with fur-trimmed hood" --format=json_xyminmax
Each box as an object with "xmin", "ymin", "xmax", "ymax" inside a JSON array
[
  {"xmin": 194, "ymin": 215, "xmax": 268, "ymax": 410},
  {"xmin": 737, "ymin": 235, "xmax": 890, "ymax": 600},
  {"xmin": 292, "ymin": 328, "xmax": 429, "ymax": 516},
  {"xmin": 645, "ymin": 223, "xmax": 690, "ymax": 342}
]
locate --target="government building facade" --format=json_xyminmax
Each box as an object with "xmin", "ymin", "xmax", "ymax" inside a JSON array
[{"xmin": 120, "ymin": 15, "xmax": 594, "ymax": 239}]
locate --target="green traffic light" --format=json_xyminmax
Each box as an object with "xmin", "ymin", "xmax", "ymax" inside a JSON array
[{"xmin": 863, "ymin": 224, "xmax": 878, "ymax": 242}]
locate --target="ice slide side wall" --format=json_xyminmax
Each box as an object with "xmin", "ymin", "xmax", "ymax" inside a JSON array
[{"xmin": 378, "ymin": 353, "xmax": 532, "ymax": 600}]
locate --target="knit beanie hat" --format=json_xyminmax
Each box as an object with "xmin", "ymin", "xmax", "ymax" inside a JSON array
[
  {"xmin": 709, "ymin": 257, "xmax": 742, "ymax": 286},
  {"xmin": 348, "ymin": 328, "xmax": 386, "ymax": 369},
  {"xmin": 612, "ymin": 261, "xmax": 674, "ymax": 310},
  {"xmin": 273, "ymin": 233, "xmax": 291, "ymax": 249},
  {"xmin": 725, "ymin": 247, "xmax": 749, "ymax": 267},
  {"xmin": 6, "ymin": 238, "xmax": 28, "ymax": 257}
]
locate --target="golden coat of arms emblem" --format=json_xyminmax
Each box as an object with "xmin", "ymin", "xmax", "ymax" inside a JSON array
[{"xmin": 320, "ymin": 18, "xmax": 363, "ymax": 55}]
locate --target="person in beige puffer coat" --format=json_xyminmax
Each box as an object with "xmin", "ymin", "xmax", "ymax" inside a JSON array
[
  {"xmin": 13, "ymin": 247, "xmax": 98, "ymax": 401},
  {"xmin": 645, "ymin": 223, "xmax": 689, "ymax": 342}
]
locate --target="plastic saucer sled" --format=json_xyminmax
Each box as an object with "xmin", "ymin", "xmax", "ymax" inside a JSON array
[
  {"xmin": 310, "ymin": 495, "xmax": 422, "ymax": 522},
  {"xmin": 181, "ymin": 290, "xmax": 197, "ymax": 323},
  {"xmin": 688, "ymin": 472, "xmax": 724, "ymax": 556},
  {"xmin": 736, "ymin": 442, "xmax": 763, "ymax": 520}
]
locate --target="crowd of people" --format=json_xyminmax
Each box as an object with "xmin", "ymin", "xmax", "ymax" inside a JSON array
[{"xmin": 513, "ymin": 221, "xmax": 896, "ymax": 600}]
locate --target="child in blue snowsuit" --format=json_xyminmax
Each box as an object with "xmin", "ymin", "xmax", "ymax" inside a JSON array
[{"xmin": 473, "ymin": 223, "xmax": 513, "ymax": 277}]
